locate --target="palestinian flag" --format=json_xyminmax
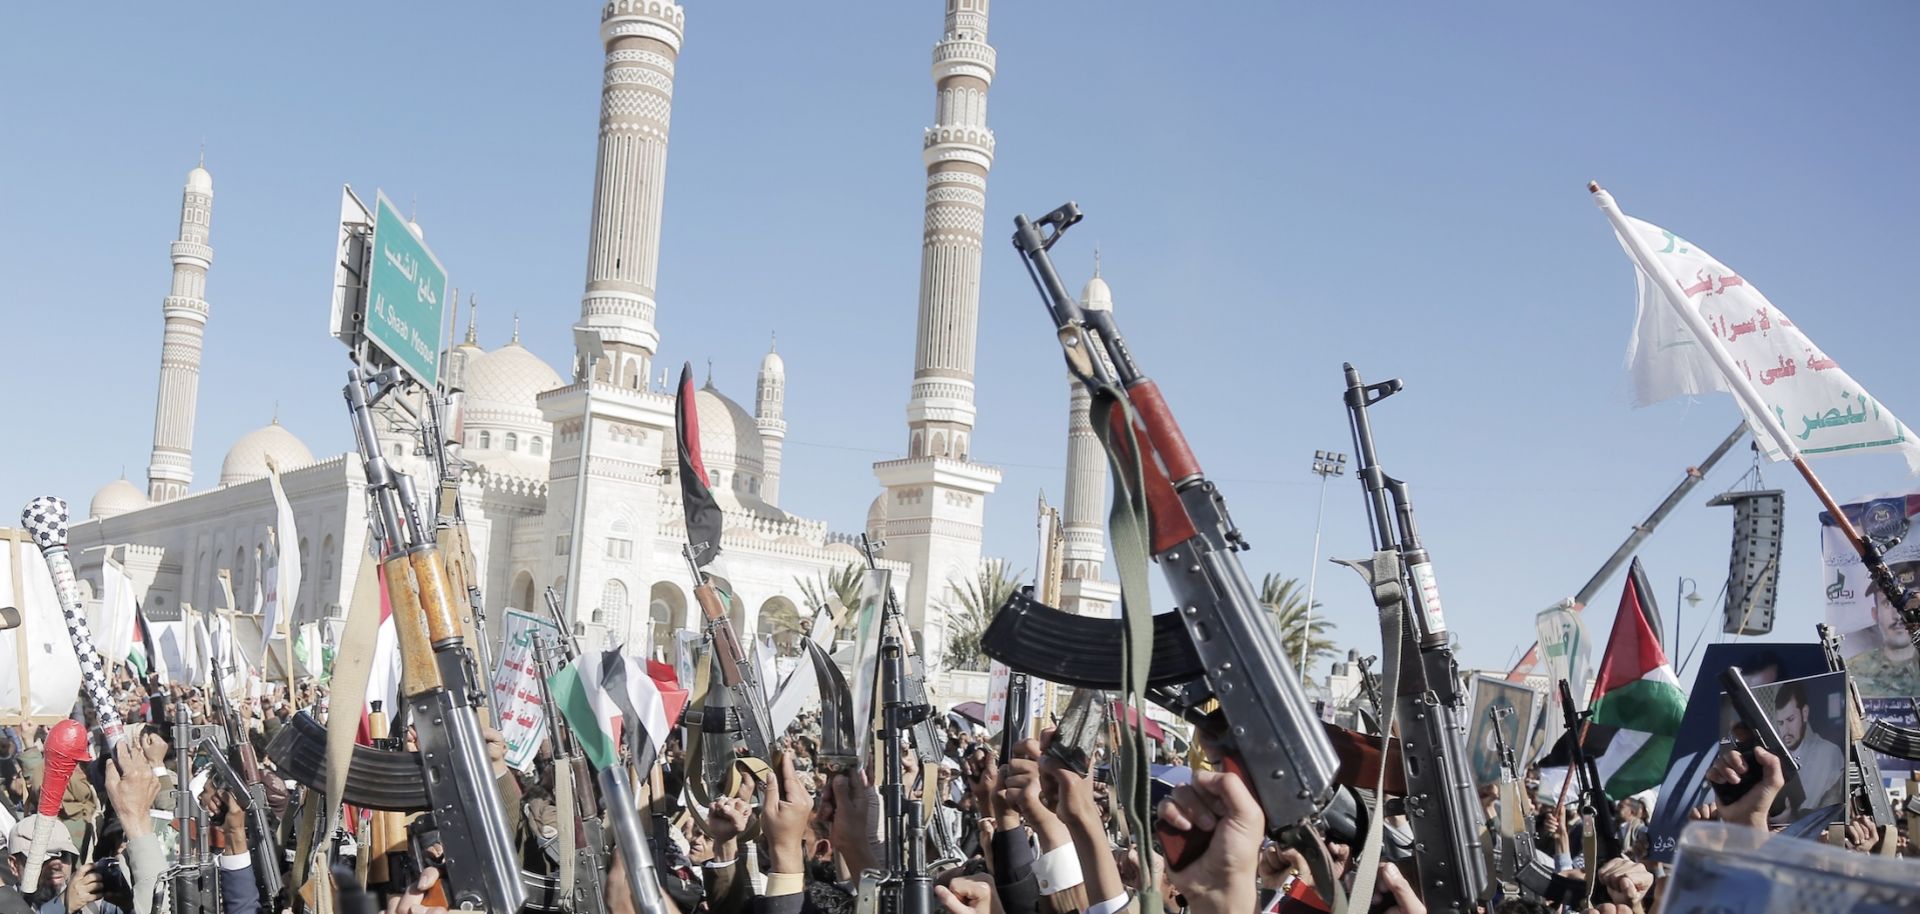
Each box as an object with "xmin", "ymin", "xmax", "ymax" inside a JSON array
[
  {"xmin": 548, "ymin": 648, "xmax": 689, "ymax": 771},
  {"xmin": 1545, "ymin": 565, "xmax": 1686, "ymax": 800},
  {"xmin": 128, "ymin": 600, "xmax": 158, "ymax": 683},
  {"xmin": 675, "ymin": 362, "xmax": 723, "ymax": 568}
]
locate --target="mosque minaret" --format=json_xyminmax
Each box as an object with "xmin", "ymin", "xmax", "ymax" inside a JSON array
[
  {"xmin": 573, "ymin": 0, "xmax": 684, "ymax": 388},
  {"xmin": 145, "ymin": 161, "xmax": 215, "ymax": 503},
  {"xmin": 754, "ymin": 338, "xmax": 787, "ymax": 507},
  {"xmin": 874, "ymin": 0, "xmax": 1002, "ymax": 661},
  {"xmin": 1058, "ymin": 268, "xmax": 1119, "ymax": 618}
]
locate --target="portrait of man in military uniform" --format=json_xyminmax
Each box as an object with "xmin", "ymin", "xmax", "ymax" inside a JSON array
[{"xmin": 1849, "ymin": 561, "xmax": 1920, "ymax": 698}]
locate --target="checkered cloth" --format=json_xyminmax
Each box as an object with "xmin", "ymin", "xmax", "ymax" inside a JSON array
[{"xmin": 20, "ymin": 497, "xmax": 125, "ymax": 746}]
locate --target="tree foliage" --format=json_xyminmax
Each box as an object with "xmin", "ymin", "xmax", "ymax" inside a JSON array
[
  {"xmin": 1260, "ymin": 574, "xmax": 1338, "ymax": 675},
  {"xmin": 940, "ymin": 558, "xmax": 1025, "ymax": 673}
]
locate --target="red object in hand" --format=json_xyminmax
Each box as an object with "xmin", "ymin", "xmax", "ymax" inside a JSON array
[
  {"xmin": 36, "ymin": 719, "xmax": 93, "ymax": 816},
  {"xmin": 1156, "ymin": 753, "xmax": 1247, "ymax": 871}
]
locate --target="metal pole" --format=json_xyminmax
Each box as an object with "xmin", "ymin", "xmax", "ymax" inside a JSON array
[
  {"xmin": 1300, "ymin": 474, "xmax": 1329, "ymax": 681},
  {"xmin": 1299, "ymin": 451, "xmax": 1346, "ymax": 684},
  {"xmin": 565, "ymin": 367, "xmax": 596, "ymax": 641}
]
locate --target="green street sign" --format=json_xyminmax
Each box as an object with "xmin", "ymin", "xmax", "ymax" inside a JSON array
[{"xmin": 365, "ymin": 191, "xmax": 447, "ymax": 387}]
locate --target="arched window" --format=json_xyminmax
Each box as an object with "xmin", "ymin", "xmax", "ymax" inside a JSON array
[
  {"xmin": 321, "ymin": 535, "xmax": 336, "ymax": 582},
  {"xmin": 596, "ymin": 579, "xmax": 629, "ymax": 627},
  {"xmin": 531, "ymin": 436, "xmax": 544, "ymax": 456},
  {"xmin": 299, "ymin": 537, "xmax": 310, "ymax": 578},
  {"xmin": 479, "ymin": 430, "xmax": 492, "ymax": 449},
  {"xmin": 506, "ymin": 433, "xmax": 519, "ymax": 452}
]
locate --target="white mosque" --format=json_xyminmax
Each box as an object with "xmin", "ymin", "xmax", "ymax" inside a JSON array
[{"xmin": 66, "ymin": 0, "xmax": 1118, "ymax": 687}]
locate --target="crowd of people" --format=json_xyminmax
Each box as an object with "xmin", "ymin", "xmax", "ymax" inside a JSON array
[{"xmin": 0, "ymin": 652, "xmax": 1913, "ymax": 914}]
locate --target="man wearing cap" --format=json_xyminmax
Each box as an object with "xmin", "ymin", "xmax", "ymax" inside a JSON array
[
  {"xmin": 1850, "ymin": 561, "xmax": 1920, "ymax": 698},
  {"xmin": 1, "ymin": 814, "xmax": 123, "ymax": 914}
]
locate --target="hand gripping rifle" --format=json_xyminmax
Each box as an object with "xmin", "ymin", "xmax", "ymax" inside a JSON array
[
  {"xmin": 1334, "ymin": 363, "xmax": 1488, "ymax": 911},
  {"xmin": 1818, "ymin": 628, "xmax": 1899, "ymax": 848},
  {"xmin": 1484, "ymin": 707, "xmax": 1584, "ymax": 907},
  {"xmin": 996, "ymin": 204, "xmax": 1337, "ymax": 870},
  {"xmin": 333, "ymin": 364, "xmax": 524, "ymax": 912},
  {"xmin": 205, "ymin": 661, "xmax": 285, "ymax": 904},
  {"xmin": 686, "ymin": 547, "xmax": 775, "ymax": 787},
  {"xmin": 169, "ymin": 708, "xmax": 222, "ymax": 914},
  {"xmin": 874, "ymin": 572, "xmax": 933, "ymax": 914},
  {"xmin": 856, "ymin": 537, "xmax": 967, "ymax": 871}
]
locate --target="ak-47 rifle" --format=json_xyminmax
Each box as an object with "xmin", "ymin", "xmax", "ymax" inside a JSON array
[
  {"xmin": 1485, "ymin": 707, "xmax": 1585, "ymax": 908},
  {"xmin": 531, "ymin": 630, "xmax": 609, "ymax": 914},
  {"xmin": 1820, "ymin": 624, "xmax": 1899, "ymax": 842},
  {"xmin": 1558, "ymin": 681, "xmax": 1623, "ymax": 882},
  {"xmin": 996, "ymin": 204, "xmax": 1337, "ymax": 871},
  {"xmin": 422, "ymin": 389, "xmax": 495, "ymax": 714},
  {"xmin": 856, "ymin": 537, "xmax": 966, "ymax": 871},
  {"xmin": 338, "ymin": 364, "xmax": 524, "ymax": 913},
  {"xmin": 204, "ymin": 661, "xmax": 285, "ymax": 905},
  {"xmin": 871, "ymin": 565, "xmax": 933, "ymax": 914},
  {"xmin": 1336, "ymin": 363, "xmax": 1488, "ymax": 911},
  {"xmin": 168, "ymin": 703, "xmax": 222, "ymax": 914},
  {"xmin": 685, "ymin": 547, "xmax": 774, "ymax": 781}
]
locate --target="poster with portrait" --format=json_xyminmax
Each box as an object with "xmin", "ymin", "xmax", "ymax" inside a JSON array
[
  {"xmin": 1739, "ymin": 670, "xmax": 1850, "ymax": 825},
  {"xmin": 1820, "ymin": 494, "xmax": 1920, "ymax": 699},
  {"xmin": 1646, "ymin": 642, "xmax": 1826, "ymax": 863},
  {"xmin": 1468, "ymin": 676, "xmax": 1540, "ymax": 788}
]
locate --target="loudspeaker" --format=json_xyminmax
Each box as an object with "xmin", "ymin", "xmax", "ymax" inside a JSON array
[{"xmin": 1708, "ymin": 489, "xmax": 1784, "ymax": 636}]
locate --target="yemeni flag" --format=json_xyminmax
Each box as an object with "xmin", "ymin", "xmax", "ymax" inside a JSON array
[
  {"xmin": 1550, "ymin": 566, "xmax": 1686, "ymax": 800},
  {"xmin": 676, "ymin": 362, "xmax": 723, "ymax": 568},
  {"xmin": 548, "ymin": 648, "xmax": 689, "ymax": 771}
]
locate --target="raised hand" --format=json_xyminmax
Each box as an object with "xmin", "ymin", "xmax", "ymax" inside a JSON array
[
  {"xmin": 763, "ymin": 751, "xmax": 813, "ymax": 874},
  {"xmin": 934, "ymin": 873, "xmax": 1002, "ymax": 914},
  {"xmin": 1156, "ymin": 767, "xmax": 1266, "ymax": 914},
  {"xmin": 1705, "ymin": 745, "xmax": 1784, "ymax": 830},
  {"xmin": 1594, "ymin": 856, "xmax": 1653, "ymax": 910}
]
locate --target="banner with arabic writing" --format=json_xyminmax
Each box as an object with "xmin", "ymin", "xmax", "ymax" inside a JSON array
[
  {"xmin": 1819, "ymin": 494, "xmax": 1920, "ymax": 699},
  {"xmin": 1618, "ymin": 216, "xmax": 1920, "ymax": 473},
  {"xmin": 491, "ymin": 608, "xmax": 563, "ymax": 773}
]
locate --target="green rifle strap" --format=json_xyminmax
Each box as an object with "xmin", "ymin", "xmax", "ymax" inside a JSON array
[
  {"xmin": 1086, "ymin": 381, "xmax": 1160, "ymax": 914},
  {"xmin": 1340, "ymin": 549, "xmax": 1407, "ymax": 914},
  {"xmin": 556, "ymin": 757, "xmax": 577, "ymax": 899}
]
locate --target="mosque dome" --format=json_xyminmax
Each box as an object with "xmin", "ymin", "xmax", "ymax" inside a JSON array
[
  {"xmin": 1082, "ymin": 275, "xmax": 1113, "ymax": 311},
  {"xmin": 89, "ymin": 478, "xmax": 149, "ymax": 520},
  {"xmin": 220, "ymin": 421, "xmax": 316, "ymax": 487},
  {"xmin": 186, "ymin": 166, "xmax": 213, "ymax": 194},
  {"xmin": 465, "ymin": 341, "xmax": 564, "ymax": 409},
  {"xmin": 665, "ymin": 384, "xmax": 769, "ymax": 506},
  {"xmin": 460, "ymin": 340, "xmax": 564, "ymax": 477}
]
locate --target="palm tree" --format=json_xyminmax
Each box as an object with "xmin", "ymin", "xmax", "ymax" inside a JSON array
[
  {"xmin": 1260, "ymin": 574, "xmax": 1337, "ymax": 675},
  {"xmin": 940, "ymin": 559, "xmax": 1026, "ymax": 673},
  {"xmin": 795, "ymin": 562, "xmax": 866, "ymax": 639}
]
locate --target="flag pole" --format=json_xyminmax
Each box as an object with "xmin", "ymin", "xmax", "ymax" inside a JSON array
[{"xmin": 1592, "ymin": 183, "xmax": 1914, "ymax": 613}]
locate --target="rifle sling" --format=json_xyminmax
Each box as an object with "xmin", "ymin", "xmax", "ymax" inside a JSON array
[{"xmin": 1341, "ymin": 549, "xmax": 1407, "ymax": 914}]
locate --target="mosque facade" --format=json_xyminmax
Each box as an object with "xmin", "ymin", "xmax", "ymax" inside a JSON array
[{"xmin": 69, "ymin": 0, "xmax": 1116, "ymax": 687}]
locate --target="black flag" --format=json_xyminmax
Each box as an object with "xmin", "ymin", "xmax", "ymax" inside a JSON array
[{"xmin": 676, "ymin": 362, "xmax": 723, "ymax": 567}]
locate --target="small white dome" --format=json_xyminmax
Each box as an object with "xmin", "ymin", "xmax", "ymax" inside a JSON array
[
  {"xmin": 1082, "ymin": 275, "xmax": 1113, "ymax": 311},
  {"xmin": 89, "ymin": 478, "xmax": 148, "ymax": 520},
  {"xmin": 760, "ymin": 347, "xmax": 784, "ymax": 378},
  {"xmin": 220, "ymin": 421, "xmax": 315, "ymax": 487},
  {"xmin": 186, "ymin": 166, "xmax": 213, "ymax": 194},
  {"xmin": 865, "ymin": 495, "xmax": 887, "ymax": 542}
]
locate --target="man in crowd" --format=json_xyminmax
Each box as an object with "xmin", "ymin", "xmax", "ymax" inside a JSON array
[{"xmin": 1772, "ymin": 680, "xmax": 1845, "ymax": 819}]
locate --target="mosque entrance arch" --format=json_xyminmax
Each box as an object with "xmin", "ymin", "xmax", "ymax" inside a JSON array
[
  {"xmin": 648, "ymin": 581, "xmax": 688, "ymax": 660},
  {"xmin": 757, "ymin": 595, "xmax": 803, "ymax": 657}
]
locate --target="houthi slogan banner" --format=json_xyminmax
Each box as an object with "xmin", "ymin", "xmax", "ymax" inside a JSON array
[
  {"xmin": 1599, "ymin": 187, "xmax": 1920, "ymax": 473},
  {"xmin": 1535, "ymin": 599, "xmax": 1591, "ymax": 711},
  {"xmin": 1819, "ymin": 493, "xmax": 1920, "ymax": 698},
  {"xmin": 491, "ymin": 608, "xmax": 564, "ymax": 772}
]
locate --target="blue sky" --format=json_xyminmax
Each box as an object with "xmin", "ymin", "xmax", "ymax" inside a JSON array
[{"xmin": 3, "ymin": 3, "xmax": 1915, "ymax": 684}]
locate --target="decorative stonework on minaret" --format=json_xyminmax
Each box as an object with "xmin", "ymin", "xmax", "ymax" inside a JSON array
[
  {"xmin": 755, "ymin": 337, "xmax": 787, "ymax": 507},
  {"xmin": 904, "ymin": 0, "xmax": 996, "ymax": 462},
  {"xmin": 575, "ymin": 0, "xmax": 685, "ymax": 389},
  {"xmin": 876, "ymin": 0, "xmax": 1002, "ymax": 680},
  {"xmin": 1060, "ymin": 270, "xmax": 1119, "ymax": 618},
  {"xmin": 146, "ymin": 162, "xmax": 215, "ymax": 502},
  {"xmin": 540, "ymin": 0, "xmax": 684, "ymax": 646}
]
